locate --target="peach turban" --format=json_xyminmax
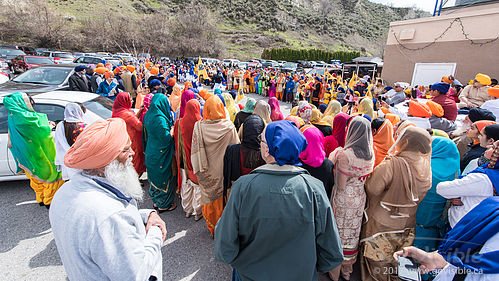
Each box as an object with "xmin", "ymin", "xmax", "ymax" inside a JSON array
[
  {"xmin": 488, "ymin": 85, "xmax": 499, "ymax": 98},
  {"xmin": 145, "ymin": 62, "xmax": 153, "ymax": 69},
  {"xmin": 64, "ymin": 118, "xmax": 131, "ymax": 169},
  {"xmin": 150, "ymin": 67, "xmax": 159, "ymax": 75},
  {"xmin": 409, "ymin": 101, "xmax": 431, "ymax": 118},
  {"xmin": 475, "ymin": 73, "xmax": 491, "ymax": 86},
  {"xmin": 94, "ymin": 67, "xmax": 108, "ymax": 74},
  {"xmin": 426, "ymin": 101, "xmax": 444, "ymax": 117},
  {"xmin": 126, "ymin": 65, "xmax": 135, "ymax": 73},
  {"xmin": 96, "ymin": 63, "xmax": 104, "ymax": 68}
]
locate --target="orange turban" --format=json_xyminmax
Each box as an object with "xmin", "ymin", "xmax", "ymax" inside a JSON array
[
  {"xmin": 94, "ymin": 67, "xmax": 107, "ymax": 74},
  {"xmin": 426, "ymin": 101, "xmax": 444, "ymax": 117},
  {"xmin": 150, "ymin": 67, "xmax": 159, "ymax": 75},
  {"xmin": 96, "ymin": 63, "xmax": 104, "ymax": 68},
  {"xmin": 488, "ymin": 86, "xmax": 499, "ymax": 98},
  {"xmin": 105, "ymin": 63, "xmax": 112, "ymax": 68},
  {"xmin": 167, "ymin": 78, "xmax": 176, "ymax": 87},
  {"xmin": 64, "ymin": 119, "xmax": 131, "ymax": 169},
  {"xmin": 385, "ymin": 113, "xmax": 400, "ymax": 126},
  {"xmin": 441, "ymin": 76, "xmax": 452, "ymax": 84},
  {"xmin": 475, "ymin": 120, "xmax": 497, "ymax": 133},
  {"xmin": 126, "ymin": 65, "xmax": 135, "ymax": 73},
  {"xmin": 203, "ymin": 96, "xmax": 226, "ymax": 120},
  {"xmin": 380, "ymin": 107, "xmax": 391, "ymax": 114},
  {"xmin": 145, "ymin": 62, "xmax": 153, "ymax": 69},
  {"xmin": 104, "ymin": 71, "xmax": 114, "ymax": 79},
  {"xmin": 408, "ymin": 101, "xmax": 431, "ymax": 118},
  {"xmin": 113, "ymin": 67, "xmax": 121, "ymax": 75}
]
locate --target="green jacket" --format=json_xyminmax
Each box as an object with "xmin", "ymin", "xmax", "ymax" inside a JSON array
[{"xmin": 215, "ymin": 164, "xmax": 343, "ymax": 281}]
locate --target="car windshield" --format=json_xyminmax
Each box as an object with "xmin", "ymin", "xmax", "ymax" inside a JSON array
[
  {"xmin": 284, "ymin": 62, "xmax": 296, "ymax": 67},
  {"xmin": 12, "ymin": 67, "xmax": 71, "ymax": 85},
  {"xmin": 83, "ymin": 97, "xmax": 113, "ymax": 119},
  {"xmin": 53, "ymin": 53, "xmax": 73, "ymax": 58},
  {"xmin": 0, "ymin": 49, "xmax": 25, "ymax": 56},
  {"xmin": 25, "ymin": 57, "xmax": 54, "ymax": 64}
]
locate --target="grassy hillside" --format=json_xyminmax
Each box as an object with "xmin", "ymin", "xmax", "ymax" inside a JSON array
[{"xmin": 4, "ymin": 0, "xmax": 429, "ymax": 59}]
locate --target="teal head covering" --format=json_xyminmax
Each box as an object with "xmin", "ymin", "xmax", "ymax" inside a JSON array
[
  {"xmin": 242, "ymin": 98, "xmax": 256, "ymax": 114},
  {"xmin": 432, "ymin": 137, "xmax": 460, "ymax": 186},
  {"xmin": 144, "ymin": 93, "xmax": 173, "ymax": 128},
  {"xmin": 4, "ymin": 92, "xmax": 60, "ymax": 182}
]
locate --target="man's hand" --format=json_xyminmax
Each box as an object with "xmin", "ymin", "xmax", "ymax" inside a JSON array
[
  {"xmin": 146, "ymin": 211, "xmax": 167, "ymax": 242},
  {"xmin": 450, "ymin": 198, "xmax": 464, "ymax": 206},
  {"xmin": 394, "ymin": 246, "xmax": 448, "ymax": 273}
]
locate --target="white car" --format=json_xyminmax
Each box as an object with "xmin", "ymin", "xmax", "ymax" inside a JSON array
[
  {"xmin": 41, "ymin": 51, "xmax": 74, "ymax": 64},
  {"xmin": 0, "ymin": 91, "xmax": 113, "ymax": 181}
]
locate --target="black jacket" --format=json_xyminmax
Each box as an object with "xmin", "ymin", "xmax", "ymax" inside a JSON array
[
  {"xmin": 461, "ymin": 143, "xmax": 487, "ymax": 172},
  {"xmin": 68, "ymin": 73, "xmax": 90, "ymax": 92},
  {"xmin": 90, "ymin": 74, "xmax": 100, "ymax": 93}
]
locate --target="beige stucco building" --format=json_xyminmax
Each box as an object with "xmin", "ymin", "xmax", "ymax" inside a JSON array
[{"xmin": 382, "ymin": 1, "xmax": 499, "ymax": 86}]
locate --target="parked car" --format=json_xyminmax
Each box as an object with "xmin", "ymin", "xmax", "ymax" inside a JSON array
[
  {"xmin": 138, "ymin": 53, "xmax": 151, "ymax": 60},
  {"xmin": 74, "ymin": 56, "xmax": 104, "ymax": 65},
  {"xmin": 238, "ymin": 62, "xmax": 249, "ymax": 69},
  {"xmin": 41, "ymin": 51, "xmax": 74, "ymax": 64},
  {"xmin": 281, "ymin": 62, "xmax": 298, "ymax": 73},
  {"xmin": 0, "ymin": 48, "xmax": 27, "ymax": 70},
  {"xmin": 222, "ymin": 59, "xmax": 240, "ymax": 67},
  {"xmin": 0, "ymin": 64, "xmax": 74, "ymax": 95},
  {"xmin": 34, "ymin": 48, "xmax": 49, "ymax": 56},
  {"xmin": 116, "ymin": 52, "xmax": 132, "ymax": 57},
  {"xmin": 278, "ymin": 60, "xmax": 287, "ymax": 67},
  {"xmin": 17, "ymin": 46, "xmax": 36, "ymax": 55},
  {"xmin": 248, "ymin": 60, "xmax": 262, "ymax": 68},
  {"xmin": 0, "ymin": 58, "xmax": 11, "ymax": 77},
  {"xmin": 11, "ymin": 55, "xmax": 54, "ymax": 74},
  {"xmin": 262, "ymin": 60, "xmax": 279, "ymax": 69},
  {"xmin": 0, "ymin": 91, "xmax": 112, "ymax": 181}
]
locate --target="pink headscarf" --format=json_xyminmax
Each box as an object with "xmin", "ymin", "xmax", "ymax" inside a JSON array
[
  {"xmin": 180, "ymin": 90, "xmax": 196, "ymax": 118},
  {"xmin": 268, "ymin": 97, "xmax": 283, "ymax": 121},
  {"xmin": 332, "ymin": 113, "xmax": 350, "ymax": 147},
  {"xmin": 139, "ymin": 94, "xmax": 153, "ymax": 122},
  {"xmin": 299, "ymin": 126, "xmax": 325, "ymax": 168}
]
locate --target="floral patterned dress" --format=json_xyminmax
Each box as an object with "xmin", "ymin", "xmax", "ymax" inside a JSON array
[{"xmin": 330, "ymin": 147, "xmax": 374, "ymax": 262}]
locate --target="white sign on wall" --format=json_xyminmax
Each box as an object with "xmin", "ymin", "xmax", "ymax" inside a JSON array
[{"xmin": 411, "ymin": 63, "xmax": 457, "ymax": 86}]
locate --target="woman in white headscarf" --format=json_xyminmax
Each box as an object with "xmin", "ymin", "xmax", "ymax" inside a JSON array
[
  {"xmin": 54, "ymin": 103, "xmax": 86, "ymax": 180},
  {"xmin": 328, "ymin": 116, "xmax": 374, "ymax": 281}
]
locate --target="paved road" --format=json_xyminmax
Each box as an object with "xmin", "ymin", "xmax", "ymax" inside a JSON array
[{"xmin": 0, "ymin": 93, "xmax": 362, "ymax": 281}]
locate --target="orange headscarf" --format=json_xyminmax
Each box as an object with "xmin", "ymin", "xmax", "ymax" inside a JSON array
[
  {"xmin": 199, "ymin": 89, "xmax": 213, "ymax": 100},
  {"xmin": 64, "ymin": 118, "xmax": 131, "ymax": 169},
  {"xmin": 385, "ymin": 113, "xmax": 400, "ymax": 126},
  {"xmin": 203, "ymin": 96, "xmax": 226, "ymax": 120},
  {"xmin": 408, "ymin": 101, "xmax": 431, "ymax": 118},
  {"xmin": 183, "ymin": 81, "xmax": 192, "ymax": 94},
  {"xmin": 488, "ymin": 85, "xmax": 499, "ymax": 98},
  {"xmin": 373, "ymin": 120, "xmax": 395, "ymax": 168},
  {"xmin": 169, "ymin": 85, "xmax": 182, "ymax": 112},
  {"xmin": 426, "ymin": 101, "xmax": 444, "ymax": 117}
]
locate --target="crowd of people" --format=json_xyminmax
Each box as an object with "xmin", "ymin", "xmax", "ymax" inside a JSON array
[{"xmin": 5, "ymin": 56, "xmax": 499, "ymax": 281}]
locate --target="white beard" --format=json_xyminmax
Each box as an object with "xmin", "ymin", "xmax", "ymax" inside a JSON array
[{"xmin": 104, "ymin": 159, "xmax": 143, "ymax": 201}]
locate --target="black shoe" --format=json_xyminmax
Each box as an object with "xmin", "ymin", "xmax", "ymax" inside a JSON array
[
  {"xmin": 45, "ymin": 204, "xmax": 50, "ymax": 209},
  {"xmin": 39, "ymin": 202, "xmax": 45, "ymax": 206}
]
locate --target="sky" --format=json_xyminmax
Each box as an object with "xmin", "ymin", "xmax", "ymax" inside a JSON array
[{"xmin": 369, "ymin": 0, "xmax": 456, "ymax": 12}]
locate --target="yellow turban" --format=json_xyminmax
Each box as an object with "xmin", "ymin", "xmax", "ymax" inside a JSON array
[{"xmin": 475, "ymin": 73, "xmax": 491, "ymax": 86}]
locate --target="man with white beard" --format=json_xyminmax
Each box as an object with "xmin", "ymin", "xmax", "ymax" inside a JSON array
[{"xmin": 49, "ymin": 118, "xmax": 166, "ymax": 281}]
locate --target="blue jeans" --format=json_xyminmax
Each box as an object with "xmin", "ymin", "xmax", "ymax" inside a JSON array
[{"xmin": 232, "ymin": 268, "xmax": 242, "ymax": 281}]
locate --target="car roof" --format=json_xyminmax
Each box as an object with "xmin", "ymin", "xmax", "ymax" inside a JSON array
[
  {"xmin": 0, "ymin": 91, "xmax": 100, "ymax": 103},
  {"xmin": 31, "ymin": 91, "xmax": 101, "ymax": 103}
]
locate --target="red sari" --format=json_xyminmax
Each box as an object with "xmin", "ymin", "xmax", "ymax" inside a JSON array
[
  {"xmin": 174, "ymin": 100, "xmax": 202, "ymax": 191},
  {"xmin": 112, "ymin": 92, "xmax": 146, "ymax": 174}
]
